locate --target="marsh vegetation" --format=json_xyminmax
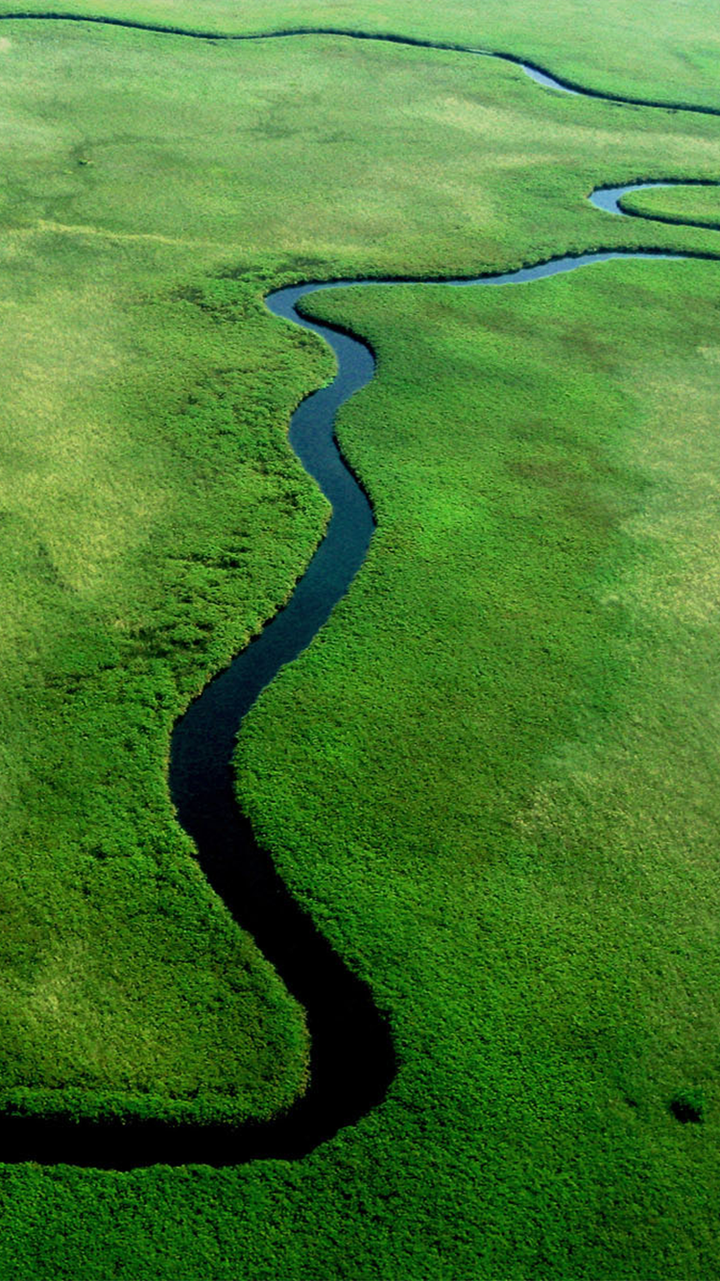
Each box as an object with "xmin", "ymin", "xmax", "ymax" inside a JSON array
[{"xmin": 0, "ymin": 8, "xmax": 718, "ymax": 1279}]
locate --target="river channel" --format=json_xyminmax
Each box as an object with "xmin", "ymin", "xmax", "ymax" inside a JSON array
[{"xmin": 2, "ymin": 20, "xmax": 718, "ymax": 1167}]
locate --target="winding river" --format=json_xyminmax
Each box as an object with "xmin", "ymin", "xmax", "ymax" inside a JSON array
[{"xmin": 3, "ymin": 20, "xmax": 719, "ymax": 1168}]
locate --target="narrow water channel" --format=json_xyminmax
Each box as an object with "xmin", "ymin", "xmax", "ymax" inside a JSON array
[{"xmin": 2, "ymin": 20, "xmax": 718, "ymax": 1167}]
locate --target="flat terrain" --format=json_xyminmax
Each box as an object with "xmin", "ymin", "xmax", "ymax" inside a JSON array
[
  {"xmin": 2, "ymin": 15, "xmax": 717, "ymax": 1125},
  {"xmin": 0, "ymin": 6, "xmax": 718, "ymax": 1279},
  {"xmin": 622, "ymin": 183, "xmax": 720, "ymax": 229},
  {"xmin": 241, "ymin": 263, "xmax": 720, "ymax": 1278},
  {"xmin": 0, "ymin": 0, "xmax": 719, "ymax": 108}
]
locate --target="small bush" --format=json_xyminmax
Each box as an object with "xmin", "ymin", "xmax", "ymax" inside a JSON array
[{"xmin": 670, "ymin": 1089, "xmax": 705, "ymax": 1124}]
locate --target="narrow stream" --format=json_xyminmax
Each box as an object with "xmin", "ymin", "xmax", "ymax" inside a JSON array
[
  {"xmin": 2, "ymin": 22, "xmax": 718, "ymax": 1168},
  {"xmin": 167, "ymin": 223, "xmax": 718, "ymax": 1168}
]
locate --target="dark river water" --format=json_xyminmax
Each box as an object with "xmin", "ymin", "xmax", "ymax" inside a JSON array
[{"xmin": 2, "ymin": 17, "xmax": 717, "ymax": 1167}]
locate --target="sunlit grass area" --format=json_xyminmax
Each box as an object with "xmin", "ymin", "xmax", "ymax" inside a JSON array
[{"xmin": 0, "ymin": 0, "xmax": 718, "ymax": 109}]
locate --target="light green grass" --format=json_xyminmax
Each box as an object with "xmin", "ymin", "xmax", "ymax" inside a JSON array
[
  {"xmin": 0, "ymin": 0, "xmax": 718, "ymax": 111},
  {"xmin": 621, "ymin": 182, "xmax": 720, "ymax": 229}
]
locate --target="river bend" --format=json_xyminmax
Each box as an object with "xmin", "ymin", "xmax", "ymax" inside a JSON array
[{"xmin": 2, "ymin": 23, "xmax": 719, "ymax": 1167}]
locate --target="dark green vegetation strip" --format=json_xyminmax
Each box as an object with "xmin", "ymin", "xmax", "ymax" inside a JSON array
[{"xmin": 0, "ymin": 9, "xmax": 720, "ymax": 1278}]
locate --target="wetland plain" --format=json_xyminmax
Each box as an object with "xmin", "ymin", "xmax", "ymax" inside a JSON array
[{"xmin": 0, "ymin": 5, "xmax": 719, "ymax": 1277}]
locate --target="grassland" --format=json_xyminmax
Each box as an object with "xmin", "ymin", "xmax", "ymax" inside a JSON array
[
  {"xmin": 621, "ymin": 183, "xmax": 720, "ymax": 230},
  {"xmin": 1, "ymin": 16, "xmax": 718, "ymax": 1125},
  {"xmin": 0, "ymin": 8, "xmax": 719, "ymax": 1279},
  {"xmin": 236, "ymin": 262, "xmax": 720, "ymax": 1277},
  {"xmin": 0, "ymin": 0, "xmax": 719, "ymax": 111}
]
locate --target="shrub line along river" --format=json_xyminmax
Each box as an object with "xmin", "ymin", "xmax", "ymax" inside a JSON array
[{"xmin": 1, "ymin": 17, "xmax": 718, "ymax": 1167}]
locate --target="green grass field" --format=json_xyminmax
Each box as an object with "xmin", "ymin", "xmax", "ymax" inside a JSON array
[
  {"xmin": 238, "ymin": 262, "xmax": 720, "ymax": 1277},
  {"xmin": 621, "ymin": 182, "xmax": 720, "ymax": 230},
  {"xmin": 0, "ymin": 5, "xmax": 719, "ymax": 1278},
  {"xmin": 0, "ymin": 0, "xmax": 719, "ymax": 110}
]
